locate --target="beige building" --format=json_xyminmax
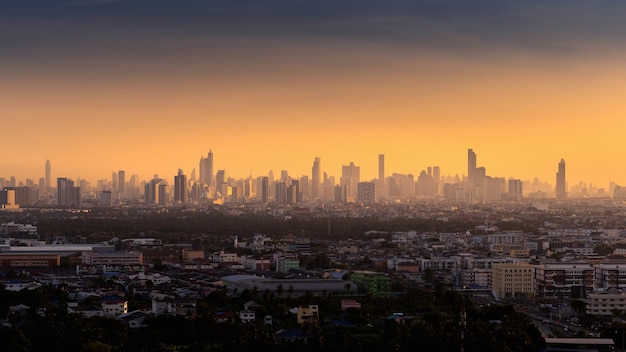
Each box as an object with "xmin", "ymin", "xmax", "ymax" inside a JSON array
[
  {"xmin": 491, "ymin": 263, "xmax": 534, "ymax": 298},
  {"xmin": 587, "ymin": 289, "xmax": 626, "ymax": 316}
]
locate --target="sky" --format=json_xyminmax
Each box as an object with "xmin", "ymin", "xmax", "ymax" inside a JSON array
[{"xmin": 2, "ymin": 0, "xmax": 626, "ymax": 188}]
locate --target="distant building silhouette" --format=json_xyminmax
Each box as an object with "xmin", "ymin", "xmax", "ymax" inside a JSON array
[
  {"xmin": 357, "ymin": 182, "xmax": 375, "ymax": 204},
  {"xmin": 311, "ymin": 157, "xmax": 321, "ymax": 200},
  {"xmin": 57, "ymin": 177, "xmax": 80, "ymax": 208},
  {"xmin": 199, "ymin": 150, "xmax": 213, "ymax": 187},
  {"xmin": 45, "ymin": 159, "xmax": 51, "ymax": 194},
  {"xmin": 174, "ymin": 169, "xmax": 188, "ymax": 204},
  {"xmin": 556, "ymin": 158, "xmax": 567, "ymax": 200}
]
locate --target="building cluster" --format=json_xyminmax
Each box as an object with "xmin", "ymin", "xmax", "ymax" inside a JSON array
[
  {"xmin": 6, "ymin": 198, "xmax": 626, "ymax": 321},
  {"xmin": 4, "ymin": 148, "xmax": 625, "ymax": 211}
]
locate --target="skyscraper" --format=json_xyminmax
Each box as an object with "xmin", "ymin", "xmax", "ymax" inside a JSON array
[
  {"xmin": 340, "ymin": 162, "xmax": 360, "ymax": 201},
  {"xmin": 467, "ymin": 149, "xmax": 477, "ymax": 186},
  {"xmin": 556, "ymin": 158, "xmax": 567, "ymax": 200},
  {"xmin": 118, "ymin": 170, "xmax": 125, "ymax": 195},
  {"xmin": 199, "ymin": 150, "xmax": 214, "ymax": 187},
  {"xmin": 261, "ymin": 177, "xmax": 269, "ymax": 204},
  {"xmin": 57, "ymin": 177, "xmax": 80, "ymax": 208},
  {"xmin": 45, "ymin": 159, "xmax": 51, "ymax": 194},
  {"xmin": 311, "ymin": 157, "xmax": 321, "ymax": 199},
  {"xmin": 357, "ymin": 182, "xmax": 376, "ymax": 204},
  {"xmin": 378, "ymin": 154, "xmax": 384, "ymax": 181},
  {"xmin": 174, "ymin": 169, "xmax": 188, "ymax": 204}
]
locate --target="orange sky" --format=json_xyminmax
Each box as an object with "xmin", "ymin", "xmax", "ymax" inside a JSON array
[{"xmin": 2, "ymin": 1, "xmax": 626, "ymax": 189}]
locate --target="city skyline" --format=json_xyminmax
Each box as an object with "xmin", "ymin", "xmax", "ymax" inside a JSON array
[
  {"xmin": 3, "ymin": 1, "xmax": 626, "ymax": 187},
  {"xmin": 0, "ymin": 149, "xmax": 602, "ymax": 192}
]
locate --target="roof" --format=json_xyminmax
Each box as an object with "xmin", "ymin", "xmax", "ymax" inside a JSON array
[{"xmin": 544, "ymin": 338, "xmax": 614, "ymax": 345}]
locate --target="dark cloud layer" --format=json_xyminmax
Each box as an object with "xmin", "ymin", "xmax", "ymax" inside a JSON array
[{"xmin": 2, "ymin": 0, "xmax": 626, "ymax": 72}]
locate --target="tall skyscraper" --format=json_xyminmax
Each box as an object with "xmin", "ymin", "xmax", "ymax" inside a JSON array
[
  {"xmin": 215, "ymin": 169, "xmax": 226, "ymax": 198},
  {"xmin": 340, "ymin": 162, "xmax": 360, "ymax": 201},
  {"xmin": 556, "ymin": 158, "xmax": 567, "ymax": 200},
  {"xmin": 261, "ymin": 177, "xmax": 269, "ymax": 204},
  {"xmin": 467, "ymin": 149, "xmax": 477, "ymax": 186},
  {"xmin": 199, "ymin": 150, "xmax": 214, "ymax": 187},
  {"xmin": 145, "ymin": 176, "xmax": 167, "ymax": 205},
  {"xmin": 118, "ymin": 170, "xmax": 125, "ymax": 195},
  {"xmin": 174, "ymin": 169, "xmax": 188, "ymax": 204},
  {"xmin": 57, "ymin": 177, "xmax": 80, "ymax": 208},
  {"xmin": 378, "ymin": 154, "xmax": 385, "ymax": 181},
  {"xmin": 311, "ymin": 157, "xmax": 321, "ymax": 199},
  {"xmin": 45, "ymin": 159, "xmax": 51, "ymax": 194}
]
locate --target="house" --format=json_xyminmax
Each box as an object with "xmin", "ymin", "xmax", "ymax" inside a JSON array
[
  {"xmin": 101, "ymin": 295, "xmax": 128, "ymax": 316},
  {"xmin": 296, "ymin": 305, "xmax": 319, "ymax": 326},
  {"xmin": 119, "ymin": 310, "xmax": 150, "ymax": 328},
  {"xmin": 239, "ymin": 310, "xmax": 256, "ymax": 323}
]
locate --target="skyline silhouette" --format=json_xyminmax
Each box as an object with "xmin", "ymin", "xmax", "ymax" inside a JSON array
[{"xmin": 0, "ymin": 148, "xmax": 619, "ymax": 202}]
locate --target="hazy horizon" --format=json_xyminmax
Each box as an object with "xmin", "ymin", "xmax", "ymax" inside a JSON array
[{"xmin": 3, "ymin": 0, "xmax": 626, "ymax": 187}]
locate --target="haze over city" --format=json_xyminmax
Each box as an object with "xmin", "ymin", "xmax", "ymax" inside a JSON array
[{"xmin": 3, "ymin": 0, "xmax": 626, "ymax": 187}]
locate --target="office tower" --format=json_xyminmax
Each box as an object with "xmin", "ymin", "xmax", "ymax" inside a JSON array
[
  {"xmin": 357, "ymin": 182, "xmax": 376, "ymax": 204},
  {"xmin": 334, "ymin": 185, "xmax": 345, "ymax": 203},
  {"xmin": 14, "ymin": 186, "xmax": 32, "ymax": 206},
  {"xmin": 416, "ymin": 171, "xmax": 435, "ymax": 197},
  {"xmin": 556, "ymin": 158, "xmax": 567, "ymax": 200},
  {"xmin": 57, "ymin": 178, "xmax": 68, "ymax": 206},
  {"xmin": 291, "ymin": 179, "xmax": 301, "ymax": 203},
  {"xmin": 433, "ymin": 166, "xmax": 441, "ymax": 197},
  {"xmin": 0, "ymin": 188, "xmax": 19, "ymax": 209},
  {"xmin": 112, "ymin": 171, "xmax": 118, "ymax": 194},
  {"xmin": 45, "ymin": 159, "xmax": 51, "ymax": 194},
  {"xmin": 215, "ymin": 170, "xmax": 226, "ymax": 197},
  {"xmin": 145, "ymin": 176, "xmax": 167, "ymax": 205},
  {"xmin": 340, "ymin": 162, "xmax": 360, "ymax": 201},
  {"xmin": 100, "ymin": 190, "xmax": 112, "ymax": 206},
  {"xmin": 199, "ymin": 150, "xmax": 214, "ymax": 186},
  {"xmin": 38, "ymin": 177, "xmax": 45, "ymax": 194},
  {"xmin": 261, "ymin": 177, "xmax": 269, "ymax": 204},
  {"xmin": 275, "ymin": 182, "xmax": 287, "ymax": 204},
  {"xmin": 508, "ymin": 178, "xmax": 523, "ymax": 202},
  {"xmin": 174, "ymin": 169, "xmax": 188, "ymax": 204},
  {"xmin": 57, "ymin": 178, "xmax": 80, "ymax": 208},
  {"xmin": 299, "ymin": 175, "xmax": 309, "ymax": 200},
  {"xmin": 311, "ymin": 157, "xmax": 321, "ymax": 199},
  {"xmin": 467, "ymin": 149, "xmax": 477, "ymax": 186},
  {"xmin": 118, "ymin": 170, "xmax": 125, "ymax": 195}
]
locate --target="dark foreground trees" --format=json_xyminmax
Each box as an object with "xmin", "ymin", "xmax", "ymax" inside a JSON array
[{"xmin": 0, "ymin": 286, "xmax": 544, "ymax": 352}]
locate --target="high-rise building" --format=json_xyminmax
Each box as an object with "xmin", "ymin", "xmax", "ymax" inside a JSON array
[
  {"xmin": 508, "ymin": 179, "xmax": 523, "ymax": 201},
  {"xmin": 145, "ymin": 176, "xmax": 167, "ymax": 205},
  {"xmin": 199, "ymin": 150, "xmax": 214, "ymax": 187},
  {"xmin": 112, "ymin": 171, "xmax": 118, "ymax": 194},
  {"xmin": 174, "ymin": 169, "xmax": 188, "ymax": 204},
  {"xmin": 432, "ymin": 166, "xmax": 441, "ymax": 197},
  {"xmin": 261, "ymin": 177, "xmax": 269, "ymax": 204},
  {"xmin": 378, "ymin": 154, "xmax": 385, "ymax": 181},
  {"xmin": 45, "ymin": 159, "xmax": 51, "ymax": 194},
  {"xmin": 118, "ymin": 170, "xmax": 125, "ymax": 195},
  {"xmin": 0, "ymin": 188, "xmax": 18, "ymax": 209},
  {"xmin": 556, "ymin": 158, "xmax": 567, "ymax": 200},
  {"xmin": 467, "ymin": 149, "xmax": 477, "ymax": 186},
  {"xmin": 340, "ymin": 162, "xmax": 360, "ymax": 201},
  {"xmin": 311, "ymin": 157, "xmax": 321, "ymax": 199},
  {"xmin": 357, "ymin": 182, "xmax": 375, "ymax": 204},
  {"xmin": 57, "ymin": 178, "xmax": 80, "ymax": 208},
  {"xmin": 215, "ymin": 170, "xmax": 226, "ymax": 198}
]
